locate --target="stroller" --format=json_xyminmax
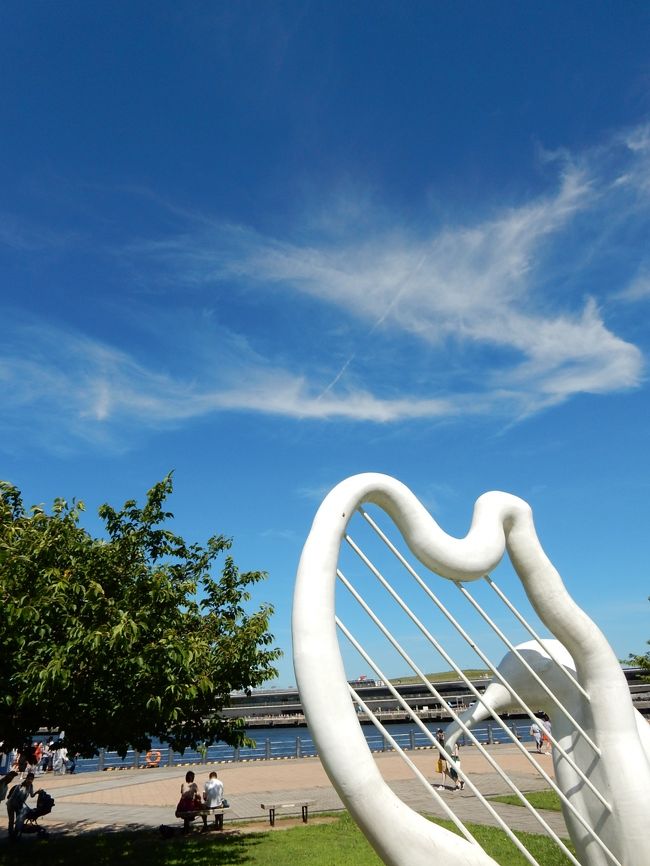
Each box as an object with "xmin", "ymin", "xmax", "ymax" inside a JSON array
[{"xmin": 21, "ymin": 790, "xmax": 55, "ymax": 839}]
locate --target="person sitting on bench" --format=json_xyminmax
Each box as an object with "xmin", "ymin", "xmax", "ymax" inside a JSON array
[
  {"xmin": 177, "ymin": 771, "xmax": 204, "ymax": 832},
  {"xmin": 203, "ymin": 771, "xmax": 224, "ymax": 809}
]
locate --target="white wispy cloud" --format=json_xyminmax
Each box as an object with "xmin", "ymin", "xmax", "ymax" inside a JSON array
[
  {"xmin": 131, "ymin": 152, "xmax": 645, "ymax": 413},
  {"xmin": 2, "ymin": 123, "xmax": 649, "ymax": 449},
  {"xmin": 616, "ymin": 269, "xmax": 650, "ymax": 302},
  {"xmin": 0, "ymin": 321, "xmax": 458, "ymax": 450},
  {"xmin": 621, "ymin": 123, "xmax": 650, "ymax": 193},
  {"xmin": 148, "ymin": 166, "xmax": 590, "ymax": 347}
]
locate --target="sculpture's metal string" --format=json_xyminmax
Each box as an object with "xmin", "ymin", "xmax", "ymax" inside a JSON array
[
  {"xmin": 293, "ymin": 473, "xmax": 650, "ymax": 866},
  {"xmin": 483, "ymin": 575, "xmax": 588, "ymax": 698},
  {"xmin": 345, "ymin": 529, "xmax": 610, "ymax": 814},
  {"xmin": 358, "ymin": 507, "xmax": 601, "ymax": 759},
  {"xmin": 337, "ymin": 547, "xmax": 618, "ymax": 864},
  {"xmin": 336, "ymin": 609, "xmax": 580, "ymax": 866},
  {"xmin": 455, "ymin": 581, "xmax": 599, "ymax": 751},
  {"xmin": 340, "ymin": 653, "xmax": 480, "ymax": 845}
]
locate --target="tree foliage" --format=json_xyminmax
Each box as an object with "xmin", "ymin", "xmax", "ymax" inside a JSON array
[
  {"xmin": 628, "ymin": 647, "xmax": 650, "ymax": 679},
  {"xmin": 627, "ymin": 597, "xmax": 650, "ymax": 680},
  {"xmin": 0, "ymin": 475, "xmax": 280, "ymax": 756}
]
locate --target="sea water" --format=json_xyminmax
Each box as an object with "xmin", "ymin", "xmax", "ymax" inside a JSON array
[{"xmin": 53, "ymin": 719, "xmax": 531, "ymax": 774}]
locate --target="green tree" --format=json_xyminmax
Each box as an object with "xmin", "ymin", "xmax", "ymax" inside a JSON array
[
  {"xmin": 627, "ymin": 597, "xmax": 650, "ymax": 680},
  {"xmin": 0, "ymin": 475, "xmax": 281, "ymax": 756},
  {"xmin": 628, "ymin": 646, "xmax": 650, "ymax": 679}
]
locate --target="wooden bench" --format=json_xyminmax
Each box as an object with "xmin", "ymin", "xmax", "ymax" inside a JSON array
[
  {"xmin": 260, "ymin": 800, "xmax": 314, "ymax": 827},
  {"xmin": 175, "ymin": 805, "xmax": 228, "ymax": 830}
]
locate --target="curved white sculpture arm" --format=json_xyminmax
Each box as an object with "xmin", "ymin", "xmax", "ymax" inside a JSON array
[
  {"xmin": 292, "ymin": 473, "xmax": 650, "ymax": 866},
  {"xmin": 445, "ymin": 640, "xmax": 650, "ymax": 865}
]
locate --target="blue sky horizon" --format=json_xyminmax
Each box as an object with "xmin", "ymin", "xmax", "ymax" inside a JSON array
[{"xmin": 2, "ymin": 2, "xmax": 649, "ymax": 687}]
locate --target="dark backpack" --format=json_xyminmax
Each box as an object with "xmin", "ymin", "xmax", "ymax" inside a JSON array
[{"xmin": 36, "ymin": 791, "xmax": 55, "ymax": 813}]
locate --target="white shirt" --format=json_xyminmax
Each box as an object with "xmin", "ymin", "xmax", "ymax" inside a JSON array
[{"xmin": 204, "ymin": 778, "xmax": 224, "ymax": 808}]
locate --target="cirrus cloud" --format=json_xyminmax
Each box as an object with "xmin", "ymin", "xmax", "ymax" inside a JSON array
[{"xmin": 2, "ymin": 124, "xmax": 649, "ymax": 451}]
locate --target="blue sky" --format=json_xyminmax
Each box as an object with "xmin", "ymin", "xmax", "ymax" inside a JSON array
[{"xmin": 2, "ymin": 2, "xmax": 649, "ymax": 687}]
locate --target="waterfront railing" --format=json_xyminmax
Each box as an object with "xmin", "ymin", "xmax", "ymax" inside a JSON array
[{"xmin": 53, "ymin": 720, "xmax": 531, "ymax": 774}]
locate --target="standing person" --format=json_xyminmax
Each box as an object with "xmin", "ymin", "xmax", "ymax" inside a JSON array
[
  {"xmin": 52, "ymin": 745, "xmax": 65, "ymax": 774},
  {"xmin": 203, "ymin": 771, "xmax": 224, "ymax": 808},
  {"xmin": 530, "ymin": 719, "xmax": 543, "ymax": 753},
  {"xmin": 6, "ymin": 771, "xmax": 40, "ymax": 840},
  {"xmin": 0, "ymin": 771, "xmax": 18, "ymax": 804},
  {"xmin": 33, "ymin": 743, "xmax": 43, "ymax": 774},
  {"xmin": 435, "ymin": 752, "xmax": 449, "ymax": 788},
  {"xmin": 16, "ymin": 750, "xmax": 28, "ymax": 776},
  {"xmin": 434, "ymin": 729, "xmax": 448, "ymax": 788},
  {"xmin": 448, "ymin": 742, "xmax": 464, "ymax": 790},
  {"xmin": 41, "ymin": 742, "xmax": 53, "ymax": 773},
  {"xmin": 541, "ymin": 715, "xmax": 552, "ymax": 754}
]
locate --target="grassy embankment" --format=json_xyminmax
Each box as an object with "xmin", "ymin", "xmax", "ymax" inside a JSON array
[
  {"xmin": 390, "ymin": 669, "xmax": 489, "ymax": 684},
  {"xmin": 3, "ymin": 812, "xmax": 574, "ymax": 866}
]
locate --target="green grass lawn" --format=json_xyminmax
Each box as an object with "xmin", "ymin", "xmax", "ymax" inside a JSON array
[
  {"xmin": 491, "ymin": 789, "xmax": 563, "ymax": 812},
  {"xmin": 0, "ymin": 812, "xmax": 575, "ymax": 866},
  {"xmin": 391, "ymin": 669, "xmax": 489, "ymax": 684}
]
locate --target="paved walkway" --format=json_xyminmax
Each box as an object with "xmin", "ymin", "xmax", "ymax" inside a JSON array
[{"xmin": 2, "ymin": 743, "xmax": 569, "ymax": 841}]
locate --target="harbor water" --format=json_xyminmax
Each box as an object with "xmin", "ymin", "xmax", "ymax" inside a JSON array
[{"xmin": 51, "ymin": 719, "xmax": 533, "ymax": 774}]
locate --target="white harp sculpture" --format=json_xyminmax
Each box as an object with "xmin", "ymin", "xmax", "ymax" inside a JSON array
[{"xmin": 292, "ymin": 473, "xmax": 650, "ymax": 866}]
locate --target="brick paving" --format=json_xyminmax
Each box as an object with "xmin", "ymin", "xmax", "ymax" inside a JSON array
[{"xmin": 1, "ymin": 744, "xmax": 569, "ymax": 841}]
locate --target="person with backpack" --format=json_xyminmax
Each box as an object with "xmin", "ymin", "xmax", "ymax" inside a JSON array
[{"xmin": 6, "ymin": 771, "xmax": 41, "ymax": 840}]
